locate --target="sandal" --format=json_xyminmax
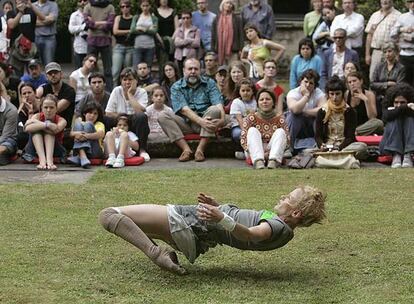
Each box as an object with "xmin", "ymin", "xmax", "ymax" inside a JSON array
[
  {"xmin": 194, "ymin": 150, "xmax": 205, "ymax": 162},
  {"xmin": 178, "ymin": 150, "xmax": 193, "ymax": 162},
  {"xmin": 47, "ymin": 164, "xmax": 57, "ymax": 171}
]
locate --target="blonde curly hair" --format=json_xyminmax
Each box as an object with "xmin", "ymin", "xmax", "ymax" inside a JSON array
[{"xmin": 292, "ymin": 185, "xmax": 327, "ymax": 227}]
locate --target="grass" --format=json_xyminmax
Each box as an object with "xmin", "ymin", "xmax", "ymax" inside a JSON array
[{"xmin": 1, "ymin": 168, "xmax": 413, "ymax": 304}]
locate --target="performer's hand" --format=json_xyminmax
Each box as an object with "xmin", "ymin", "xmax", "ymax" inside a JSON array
[
  {"xmin": 196, "ymin": 203, "xmax": 224, "ymax": 223},
  {"xmin": 197, "ymin": 193, "xmax": 219, "ymax": 207}
]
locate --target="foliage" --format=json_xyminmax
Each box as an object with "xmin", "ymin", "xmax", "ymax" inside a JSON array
[
  {"xmin": 1, "ymin": 168, "xmax": 414, "ymax": 303},
  {"xmin": 351, "ymin": 0, "xmax": 408, "ymax": 19}
]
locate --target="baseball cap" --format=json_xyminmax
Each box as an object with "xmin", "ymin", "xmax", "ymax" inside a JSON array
[
  {"xmin": 216, "ymin": 65, "xmax": 228, "ymax": 74},
  {"xmin": 45, "ymin": 62, "xmax": 62, "ymax": 74},
  {"xmin": 28, "ymin": 59, "xmax": 41, "ymax": 68}
]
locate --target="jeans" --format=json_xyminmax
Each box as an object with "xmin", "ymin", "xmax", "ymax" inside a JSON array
[
  {"xmin": 231, "ymin": 126, "xmax": 243, "ymax": 151},
  {"xmin": 379, "ymin": 116, "xmax": 414, "ymax": 155},
  {"xmin": 129, "ymin": 112, "xmax": 150, "ymax": 151},
  {"xmin": 133, "ymin": 47, "xmax": 155, "ymax": 68},
  {"xmin": 35, "ymin": 35, "xmax": 56, "ymax": 65},
  {"xmin": 72, "ymin": 121, "xmax": 104, "ymax": 158},
  {"xmin": 88, "ymin": 44, "xmax": 113, "ymax": 91},
  {"xmin": 112, "ymin": 44, "xmax": 134, "ymax": 86},
  {"xmin": 286, "ymin": 112, "xmax": 316, "ymax": 154}
]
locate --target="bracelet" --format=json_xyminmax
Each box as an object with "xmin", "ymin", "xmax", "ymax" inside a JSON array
[{"xmin": 218, "ymin": 213, "xmax": 236, "ymax": 232}]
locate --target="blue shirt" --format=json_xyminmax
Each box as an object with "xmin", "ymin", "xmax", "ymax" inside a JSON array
[
  {"xmin": 192, "ymin": 10, "xmax": 216, "ymax": 51},
  {"xmin": 171, "ymin": 76, "xmax": 223, "ymax": 116},
  {"xmin": 20, "ymin": 73, "xmax": 48, "ymax": 89},
  {"xmin": 289, "ymin": 54, "xmax": 323, "ymax": 89}
]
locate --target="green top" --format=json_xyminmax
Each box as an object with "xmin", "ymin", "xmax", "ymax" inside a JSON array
[{"xmin": 303, "ymin": 11, "xmax": 322, "ymax": 37}]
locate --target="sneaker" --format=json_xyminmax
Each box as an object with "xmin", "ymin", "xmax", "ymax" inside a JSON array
[
  {"xmin": 113, "ymin": 157, "xmax": 125, "ymax": 168},
  {"xmin": 105, "ymin": 157, "xmax": 116, "ymax": 168},
  {"xmin": 80, "ymin": 158, "xmax": 91, "ymax": 169},
  {"xmin": 402, "ymin": 153, "xmax": 413, "ymax": 168},
  {"xmin": 391, "ymin": 153, "xmax": 402, "ymax": 169},
  {"xmin": 253, "ymin": 159, "xmax": 265, "ymax": 169},
  {"xmin": 267, "ymin": 159, "xmax": 281, "ymax": 169},
  {"xmin": 235, "ymin": 151, "xmax": 245, "ymax": 160},
  {"xmin": 140, "ymin": 151, "xmax": 150, "ymax": 162},
  {"xmin": 67, "ymin": 155, "xmax": 80, "ymax": 165},
  {"xmin": 21, "ymin": 153, "xmax": 34, "ymax": 163}
]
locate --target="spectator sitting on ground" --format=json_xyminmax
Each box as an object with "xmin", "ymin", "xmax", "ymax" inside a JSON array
[
  {"xmin": 23, "ymin": 94, "xmax": 66, "ymax": 170},
  {"xmin": 214, "ymin": 65, "xmax": 227, "ymax": 96},
  {"xmin": 68, "ymin": 0, "xmax": 88, "ymax": 68},
  {"xmin": 105, "ymin": 67, "xmax": 150, "ymax": 162},
  {"xmin": 68, "ymin": 102, "xmax": 105, "ymax": 169},
  {"xmin": 240, "ymin": 88, "xmax": 289, "ymax": 169},
  {"xmin": 315, "ymin": 76, "xmax": 368, "ymax": 159},
  {"xmin": 20, "ymin": 59, "xmax": 48, "ymax": 90},
  {"xmin": 172, "ymin": 10, "xmax": 200, "ymax": 74},
  {"xmin": 0, "ymin": 86, "xmax": 18, "ymax": 165},
  {"xmin": 75, "ymin": 72, "xmax": 109, "ymax": 120},
  {"xmin": 230, "ymin": 78, "xmax": 257, "ymax": 160},
  {"xmin": 136, "ymin": 62, "xmax": 159, "ymax": 93},
  {"xmin": 201, "ymin": 51, "xmax": 218, "ymax": 79},
  {"xmin": 69, "ymin": 54, "xmax": 97, "ymax": 107},
  {"xmin": 36, "ymin": 62, "xmax": 76, "ymax": 151},
  {"xmin": 286, "ymin": 69, "xmax": 326, "ymax": 154},
  {"xmin": 146, "ymin": 85, "xmax": 174, "ymax": 143},
  {"xmin": 241, "ymin": 23, "xmax": 285, "ymax": 81},
  {"xmin": 16, "ymin": 82, "xmax": 39, "ymax": 150},
  {"xmin": 321, "ymin": 28, "xmax": 359, "ymax": 90},
  {"xmin": 0, "ymin": 62, "xmax": 20, "ymax": 108},
  {"xmin": 371, "ymin": 42, "xmax": 406, "ymax": 118},
  {"xmin": 223, "ymin": 61, "xmax": 248, "ymax": 113},
  {"xmin": 345, "ymin": 71, "xmax": 384, "ymax": 135},
  {"xmin": 192, "ymin": 0, "xmax": 216, "ymax": 52},
  {"xmin": 255, "ymin": 59, "xmax": 284, "ymax": 117},
  {"xmin": 289, "ymin": 38, "xmax": 322, "ymax": 90},
  {"xmin": 211, "ymin": 0, "xmax": 244, "ymax": 65},
  {"xmin": 160, "ymin": 61, "xmax": 179, "ymax": 108},
  {"xmin": 380, "ymin": 83, "xmax": 414, "ymax": 168},
  {"xmin": 241, "ymin": 0, "xmax": 274, "ymax": 40},
  {"xmin": 157, "ymin": 58, "xmax": 225, "ymax": 162}
]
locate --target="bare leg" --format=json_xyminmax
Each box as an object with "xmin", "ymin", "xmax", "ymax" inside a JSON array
[
  {"xmin": 44, "ymin": 133, "xmax": 56, "ymax": 170},
  {"xmin": 117, "ymin": 132, "xmax": 129, "ymax": 156},
  {"xmin": 32, "ymin": 133, "xmax": 47, "ymax": 169},
  {"xmin": 175, "ymin": 138, "xmax": 192, "ymax": 153},
  {"xmin": 104, "ymin": 131, "xmax": 116, "ymax": 155},
  {"xmin": 98, "ymin": 204, "xmax": 187, "ymax": 275},
  {"xmin": 196, "ymin": 138, "xmax": 209, "ymax": 153}
]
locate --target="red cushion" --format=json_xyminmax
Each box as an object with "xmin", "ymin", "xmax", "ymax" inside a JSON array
[
  {"xmin": 90, "ymin": 158, "xmax": 103, "ymax": 166},
  {"xmin": 377, "ymin": 155, "xmax": 392, "ymax": 164},
  {"xmin": 184, "ymin": 134, "xmax": 201, "ymax": 141},
  {"xmin": 124, "ymin": 156, "xmax": 145, "ymax": 166},
  {"xmin": 9, "ymin": 154, "xmax": 18, "ymax": 161},
  {"xmin": 245, "ymin": 157, "xmax": 253, "ymax": 166},
  {"xmin": 356, "ymin": 136, "xmax": 383, "ymax": 146}
]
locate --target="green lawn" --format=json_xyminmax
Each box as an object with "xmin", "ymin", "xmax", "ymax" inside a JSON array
[{"xmin": 1, "ymin": 169, "xmax": 413, "ymax": 304}]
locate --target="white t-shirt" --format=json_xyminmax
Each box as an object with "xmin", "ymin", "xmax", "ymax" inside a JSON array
[
  {"xmin": 230, "ymin": 98, "xmax": 257, "ymax": 128},
  {"xmin": 105, "ymin": 86, "xmax": 148, "ymax": 115},
  {"xmin": 70, "ymin": 68, "xmax": 91, "ymax": 104},
  {"xmin": 146, "ymin": 104, "xmax": 174, "ymax": 136},
  {"xmin": 286, "ymin": 86, "xmax": 325, "ymax": 111}
]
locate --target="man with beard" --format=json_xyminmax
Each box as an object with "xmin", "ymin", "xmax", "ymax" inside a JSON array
[
  {"xmin": 36, "ymin": 62, "xmax": 76, "ymax": 150},
  {"xmin": 241, "ymin": 0, "xmax": 274, "ymax": 40},
  {"xmin": 158, "ymin": 58, "xmax": 224, "ymax": 162}
]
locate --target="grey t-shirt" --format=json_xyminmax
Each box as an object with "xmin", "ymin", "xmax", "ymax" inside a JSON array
[{"xmin": 173, "ymin": 204, "xmax": 294, "ymax": 258}]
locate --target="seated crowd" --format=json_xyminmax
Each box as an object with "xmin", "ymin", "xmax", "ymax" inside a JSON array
[{"xmin": 0, "ymin": 0, "xmax": 413, "ymax": 169}]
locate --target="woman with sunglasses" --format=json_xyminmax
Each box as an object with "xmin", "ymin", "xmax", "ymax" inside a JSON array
[{"xmin": 112, "ymin": 0, "xmax": 134, "ymax": 86}]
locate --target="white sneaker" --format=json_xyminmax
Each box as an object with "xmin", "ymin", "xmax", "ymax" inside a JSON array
[
  {"xmin": 105, "ymin": 157, "xmax": 116, "ymax": 168},
  {"xmin": 234, "ymin": 151, "xmax": 245, "ymax": 160},
  {"xmin": 113, "ymin": 157, "xmax": 125, "ymax": 168},
  {"xmin": 402, "ymin": 153, "xmax": 413, "ymax": 168},
  {"xmin": 140, "ymin": 151, "xmax": 150, "ymax": 162},
  {"xmin": 391, "ymin": 153, "xmax": 402, "ymax": 169}
]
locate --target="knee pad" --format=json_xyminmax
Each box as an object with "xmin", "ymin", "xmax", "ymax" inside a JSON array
[{"xmin": 98, "ymin": 207, "xmax": 123, "ymax": 233}]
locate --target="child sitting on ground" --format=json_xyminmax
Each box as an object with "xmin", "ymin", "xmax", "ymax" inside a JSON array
[
  {"xmin": 68, "ymin": 103, "xmax": 105, "ymax": 168},
  {"xmin": 23, "ymin": 94, "xmax": 67, "ymax": 170},
  {"xmin": 230, "ymin": 78, "xmax": 257, "ymax": 159},
  {"xmin": 104, "ymin": 114, "xmax": 139, "ymax": 168},
  {"xmin": 145, "ymin": 86, "xmax": 174, "ymax": 143},
  {"xmin": 98, "ymin": 185, "xmax": 326, "ymax": 275}
]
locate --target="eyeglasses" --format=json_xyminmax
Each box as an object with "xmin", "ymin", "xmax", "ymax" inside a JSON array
[
  {"xmin": 120, "ymin": 5, "xmax": 130, "ymax": 8},
  {"xmin": 333, "ymin": 36, "xmax": 345, "ymax": 40}
]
